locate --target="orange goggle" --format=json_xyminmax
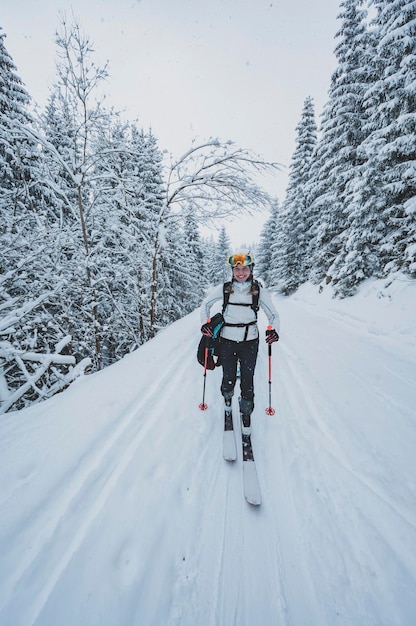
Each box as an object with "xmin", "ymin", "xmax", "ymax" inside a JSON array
[{"xmin": 227, "ymin": 253, "xmax": 254, "ymax": 267}]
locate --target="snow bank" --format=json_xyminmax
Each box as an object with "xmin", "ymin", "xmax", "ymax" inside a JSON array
[{"xmin": 290, "ymin": 273, "xmax": 416, "ymax": 349}]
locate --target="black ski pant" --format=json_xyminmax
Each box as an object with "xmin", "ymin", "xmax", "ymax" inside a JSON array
[{"xmin": 219, "ymin": 337, "xmax": 259, "ymax": 415}]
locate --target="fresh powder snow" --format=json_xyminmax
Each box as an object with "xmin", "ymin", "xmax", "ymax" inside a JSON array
[{"xmin": 1, "ymin": 276, "xmax": 415, "ymax": 626}]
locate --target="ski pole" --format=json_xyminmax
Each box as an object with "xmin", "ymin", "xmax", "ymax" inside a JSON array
[
  {"xmin": 199, "ymin": 345, "xmax": 209, "ymax": 410},
  {"xmin": 265, "ymin": 325, "xmax": 275, "ymax": 415},
  {"xmin": 199, "ymin": 320, "xmax": 211, "ymax": 410}
]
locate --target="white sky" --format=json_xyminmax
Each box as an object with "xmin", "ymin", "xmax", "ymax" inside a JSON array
[{"xmin": 1, "ymin": 0, "xmax": 340, "ymax": 247}]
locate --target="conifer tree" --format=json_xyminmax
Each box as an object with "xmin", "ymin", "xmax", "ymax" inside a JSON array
[
  {"xmin": 306, "ymin": 0, "xmax": 372, "ymax": 288},
  {"xmin": 256, "ymin": 199, "xmax": 280, "ymax": 287},
  {"xmin": 0, "ymin": 29, "xmax": 53, "ymax": 336},
  {"xmin": 181, "ymin": 212, "xmax": 207, "ymax": 311},
  {"xmin": 0, "ymin": 29, "xmax": 38, "ymax": 199},
  {"xmin": 212, "ymin": 227, "xmax": 232, "ymax": 283},
  {"xmin": 348, "ymin": 0, "xmax": 416, "ymax": 282},
  {"xmin": 0, "ymin": 28, "xmax": 81, "ymax": 409},
  {"xmin": 270, "ymin": 97, "xmax": 317, "ymax": 293},
  {"xmin": 202, "ymin": 235, "xmax": 218, "ymax": 285},
  {"xmin": 89, "ymin": 119, "xmax": 151, "ymax": 359},
  {"xmin": 95, "ymin": 121, "xmax": 165, "ymax": 348}
]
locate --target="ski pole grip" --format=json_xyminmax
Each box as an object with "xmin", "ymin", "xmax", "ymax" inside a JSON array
[{"xmin": 267, "ymin": 326, "xmax": 272, "ymax": 357}]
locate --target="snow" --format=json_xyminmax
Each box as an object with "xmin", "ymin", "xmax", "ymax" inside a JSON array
[{"xmin": 1, "ymin": 275, "xmax": 416, "ymax": 626}]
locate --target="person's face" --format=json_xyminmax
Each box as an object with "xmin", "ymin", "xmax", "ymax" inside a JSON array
[{"xmin": 232, "ymin": 264, "xmax": 251, "ymax": 282}]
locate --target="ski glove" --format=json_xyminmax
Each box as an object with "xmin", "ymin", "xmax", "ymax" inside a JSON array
[
  {"xmin": 265, "ymin": 328, "xmax": 279, "ymax": 344},
  {"xmin": 201, "ymin": 322, "xmax": 214, "ymax": 337}
]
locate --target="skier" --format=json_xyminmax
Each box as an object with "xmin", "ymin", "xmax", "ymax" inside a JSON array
[{"xmin": 200, "ymin": 252, "xmax": 280, "ymax": 434}]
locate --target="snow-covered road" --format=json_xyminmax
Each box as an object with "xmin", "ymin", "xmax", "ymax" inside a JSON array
[{"xmin": 1, "ymin": 280, "xmax": 415, "ymax": 626}]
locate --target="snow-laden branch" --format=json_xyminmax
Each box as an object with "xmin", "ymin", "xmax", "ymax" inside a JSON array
[
  {"xmin": 0, "ymin": 293, "xmax": 52, "ymax": 334},
  {"xmin": 164, "ymin": 139, "xmax": 281, "ymax": 224},
  {"xmin": 0, "ymin": 336, "xmax": 91, "ymax": 414}
]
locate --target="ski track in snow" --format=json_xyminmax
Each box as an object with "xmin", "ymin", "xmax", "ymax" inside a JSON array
[
  {"xmin": 270, "ymin": 298, "xmax": 416, "ymax": 626},
  {"xmin": 1, "ymin": 286, "xmax": 416, "ymax": 626},
  {"xmin": 1, "ymin": 343, "xmax": 193, "ymax": 624}
]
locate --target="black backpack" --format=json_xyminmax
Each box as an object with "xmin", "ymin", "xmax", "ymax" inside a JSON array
[{"xmin": 196, "ymin": 313, "xmax": 224, "ymax": 369}]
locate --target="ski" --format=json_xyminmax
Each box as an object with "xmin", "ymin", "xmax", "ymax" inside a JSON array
[
  {"xmin": 223, "ymin": 406, "xmax": 237, "ymax": 461},
  {"xmin": 222, "ymin": 400, "xmax": 261, "ymax": 504},
  {"xmin": 242, "ymin": 433, "xmax": 261, "ymax": 506}
]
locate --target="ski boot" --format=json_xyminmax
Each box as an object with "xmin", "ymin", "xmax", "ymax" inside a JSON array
[{"xmin": 224, "ymin": 395, "xmax": 233, "ymax": 431}]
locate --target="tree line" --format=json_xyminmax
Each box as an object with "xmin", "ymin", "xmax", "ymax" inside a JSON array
[
  {"xmin": 256, "ymin": 0, "xmax": 416, "ymax": 297},
  {"xmin": 3, "ymin": 0, "xmax": 415, "ymax": 413}
]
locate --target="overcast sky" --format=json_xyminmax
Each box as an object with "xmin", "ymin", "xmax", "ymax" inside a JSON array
[{"xmin": 1, "ymin": 0, "xmax": 341, "ymax": 247}]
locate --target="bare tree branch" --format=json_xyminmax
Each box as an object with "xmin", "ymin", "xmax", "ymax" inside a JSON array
[{"xmin": 164, "ymin": 139, "xmax": 281, "ymax": 225}]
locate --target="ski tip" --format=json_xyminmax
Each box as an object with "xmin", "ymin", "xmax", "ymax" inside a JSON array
[
  {"xmin": 243, "ymin": 462, "xmax": 261, "ymax": 506},
  {"xmin": 246, "ymin": 496, "xmax": 261, "ymax": 506},
  {"xmin": 245, "ymin": 493, "xmax": 261, "ymax": 507}
]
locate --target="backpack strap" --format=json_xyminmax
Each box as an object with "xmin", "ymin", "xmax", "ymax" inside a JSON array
[
  {"xmin": 222, "ymin": 280, "xmax": 261, "ymax": 339},
  {"xmin": 252, "ymin": 279, "xmax": 260, "ymax": 313},
  {"xmin": 222, "ymin": 282, "xmax": 229, "ymax": 313},
  {"xmin": 222, "ymin": 280, "xmax": 260, "ymax": 315}
]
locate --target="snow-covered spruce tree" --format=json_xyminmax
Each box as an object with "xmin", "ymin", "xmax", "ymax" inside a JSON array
[
  {"xmin": 0, "ymin": 27, "xmax": 55, "ymax": 319},
  {"xmin": 90, "ymin": 119, "xmax": 165, "ymax": 359},
  {"xmin": 157, "ymin": 212, "xmax": 209, "ymax": 324},
  {"xmin": 201, "ymin": 235, "xmax": 218, "ymax": 285},
  {"xmin": 376, "ymin": 0, "xmax": 416, "ymax": 278},
  {"xmin": 211, "ymin": 226, "xmax": 232, "ymax": 283},
  {"xmin": 275, "ymin": 96, "xmax": 317, "ymax": 294},
  {"xmin": 0, "ymin": 29, "xmax": 38, "ymax": 202},
  {"xmin": 87, "ymin": 116, "xmax": 134, "ymax": 365},
  {"xmin": 326, "ymin": 0, "xmax": 390, "ymax": 295},
  {"xmin": 148, "ymin": 139, "xmax": 279, "ymax": 334},
  {"xmin": 0, "ymin": 27, "xmax": 46, "ymax": 316},
  {"xmin": 156, "ymin": 225, "xmax": 183, "ymax": 327},
  {"xmin": 149, "ymin": 211, "xmax": 204, "ymax": 328},
  {"xmin": 0, "ymin": 28, "xmax": 89, "ymax": 412},
  {"xmin": 130, "ymin": 126, "xmax": 165, "ymax": 342},
  {"xmin": 268, "ymin": 204, "xmax": 288, "ymax": 292},
  {"xmin": 256, "ymin": 198, "xmax": 280, "ymax": 287},
  {"xmin": 0, "ymin": 33, "xmax": 44, "ymax": 354},
  {"xmin": 180, "ymin": 211, "xmax": 207, "ymax": 311},
  {"xmin": 305, "ymin": 0, "xmax": 373, "ymax": 289},
  {"xmin": 345, "ymin": 0, "xmax": 416, "ymax": 284}
]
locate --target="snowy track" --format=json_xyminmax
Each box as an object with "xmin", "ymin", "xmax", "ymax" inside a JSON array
[{"xmin": 1, "ymin": 282, "xmax": 416, "ymax": 625}]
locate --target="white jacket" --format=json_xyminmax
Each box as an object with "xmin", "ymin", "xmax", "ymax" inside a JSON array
[{"xmin": 200, "ymin": 279, "xmax": 280, "ymax": 342}]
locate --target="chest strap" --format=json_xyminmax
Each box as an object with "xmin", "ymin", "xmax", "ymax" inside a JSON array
[{"xmin": 223, "ymin": 319, "xmax": 257, "ymax": 340}]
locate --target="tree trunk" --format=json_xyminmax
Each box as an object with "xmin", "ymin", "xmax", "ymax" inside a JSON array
[
  {"xmin": 77, "ymin": 185, "xmax": 102, "ymax": 369},
  {"xmin": 149, "ymin": 229, "xmax": 160, "ymax": 338}
]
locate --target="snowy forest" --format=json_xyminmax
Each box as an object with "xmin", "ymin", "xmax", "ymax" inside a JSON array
[
  {"xmin": 1, "ymin": 0, "xmax": 416, "ymax": 413},
  {"xmin": 0, "ymin": 18, "xmax": 276, "ymax": 413},
  {"xmin": 256, "ymin": 0, "xmax": 416, "ymax": 296}
]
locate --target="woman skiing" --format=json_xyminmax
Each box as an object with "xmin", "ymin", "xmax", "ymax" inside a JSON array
[{"xmin": 200, "ymin": 252, "xmax": 280, "ymax": 434}]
